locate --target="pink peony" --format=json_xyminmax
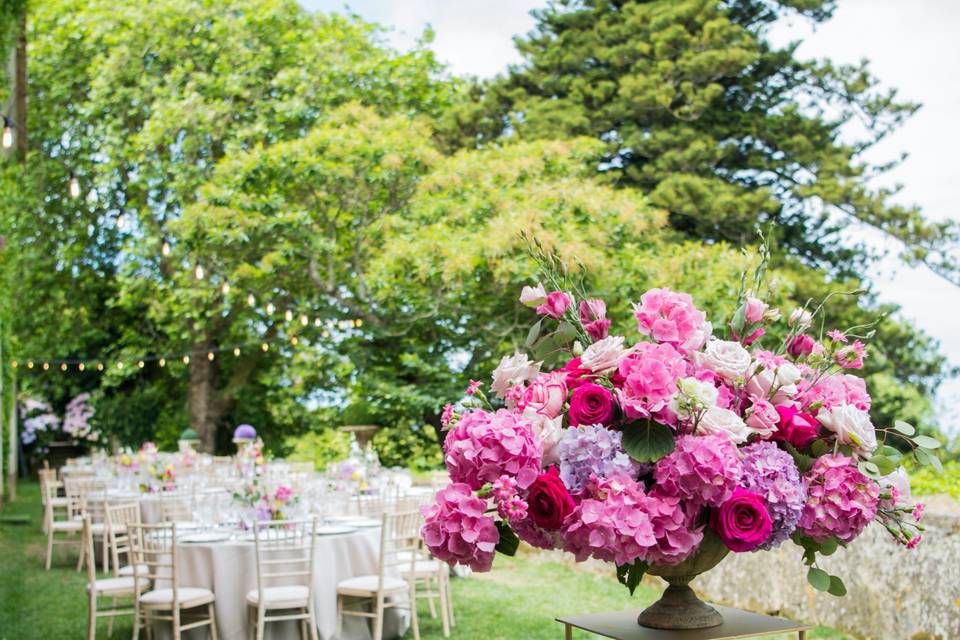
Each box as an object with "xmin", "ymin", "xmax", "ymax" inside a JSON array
[
  {"xmin": 444, "ymin": 409, "xmax": 542, "ymax": 490},
  {"xmin": 836, "ymin": 340, "xmax": 867, "ymax": 369},
  {"xmin": 421, "ymin": 484, "xmax": 500, "ymax": 572},
  {"xmin": 710, "ymin": 487, "xmax": 773, "ymax": 552},
  {"xmin": 633, "ymin": 288, "xmax": 710, "ymax": 352},
  {"xmin": 536, "ymin": 291, "xmax": 572, "ymax": 319},
  {"xmin": 653, "ymin": 434, "xmax": 742, "ymax": 508},
  {"xmin": 568, "ymin": 383, "xmax": 615, "ymax": 426},
  {"xmin": 772, "ymin": 405, "xmax": 819, "ymax": 449},
  {"xmin": 616, "ymin": 342, "xmax": 687, "ymax": 420},
  {"xmin": 797, "ymin": 454, "xmax": 880, "ymax": 543}
]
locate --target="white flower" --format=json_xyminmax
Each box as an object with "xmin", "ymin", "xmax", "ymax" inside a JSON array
[
  {"xmin": 694, "ymin": 340, "xmax": 751, "ymax": 383},
  {"xmin": 697, "ymin": 406, "xmax": 751, "ymax": 444},
  {"xmin": 522, "ymin": 410, "xmax": 563, "ymax": 466},
  {"xmin": 745, "ymin": 361, "xmax": 800, "ymax": 404},
  {"xmin": 817, "ymin": 404, "xmax": 878, "ymax": 457},
  {"xmin": 878, "ymin": 466, "xmax": 912, "ymax": 507},
  {"xmin": 580, "ymin": 335, "xmax": 630, "ymax": 373},
  {"xmin": 519, "ymin": 284, "xmax": 547, "ymax": 308},
  {"xmin": 491, "ymin": 352, "xmax": 541, "ymax": 399},
  {"xmin": 669, "ymin": 377, "xmax": 719, "ymax": 420},
  {"xmin": 789, "ymin": 307, "xmax": 813, "ymax": 330}
]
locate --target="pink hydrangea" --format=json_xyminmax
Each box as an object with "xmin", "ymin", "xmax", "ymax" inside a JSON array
[
  {"xmin": 633, "ymin": 288, "xmax": 709, "ymax": 352},
  {"xmin": 797, "ymin": 374, "xmax": 871, "ymax": 412},
  {"xmin": 421, "ymin": 483, "xmax": 500, "ymax": 572},
  {"xmin": 642, "ymin": 489, "xmax": 704, "ymax": 565},
  {"xmin": 444, "ymin": 409, "xmax": 543, "ymax": 490},
  {"xmin": 616, "ymin": 342, "xmax": 687, "ymax": 421},
  {"xmin": 511, "ymin": 516, "xmax": 562, "ymax": 550},
  {"xmin": 654, "ymin": 434, "xmax": 742, "ymax": 508},
  {"xmin": 797, "ymin": 454, "xmax": 880, "ymax": 543}
]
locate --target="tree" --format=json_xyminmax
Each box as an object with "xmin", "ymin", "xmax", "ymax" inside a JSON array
[
  {"xmin": 438, "ymin": 0, "xmax": 960, "ymax": 286},
  {"xmin": 0, "ymin": 0, "xmax": 452, "ymax": 451}
]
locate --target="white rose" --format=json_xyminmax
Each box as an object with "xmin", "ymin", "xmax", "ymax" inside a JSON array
[
  {"xmin": 580, "ymin": 335, "xmax": 630, "ymax": 373},
  {"xmin": 519, "ymin": 284, "xmax": 547, "ymax": 308},
  {"xmin": 491, "ymin": 352, "xmax": 541, "ymax": 399},
  {"xmin": 878, "ymin": 466, "xmax": 912, "ymax": 508},
  {"xmin": 694, "ymin": 340, "xmax": 751, "ymax": 383},
  {"xmin": 697, "ymin": 406, "xmax": 751, "ymax": 444},
  {"xmin": 523, "ymin": 411, "xmax": 563, "ymax": 466},
  {"xmin": 669, "ymin": 377, "xmax": 719, "ymax": 420},
  {"xmin": 817, "ymin": 404, "xmax": 877, "ymax": 457}
]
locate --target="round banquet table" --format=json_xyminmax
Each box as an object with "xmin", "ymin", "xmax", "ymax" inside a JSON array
[{"xmin": 152, "ymin": 526, "xmax": 408, "ymax": 640}]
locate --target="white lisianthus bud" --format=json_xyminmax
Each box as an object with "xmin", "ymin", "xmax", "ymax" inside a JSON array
[
  {"xmin": 519, "ymin": 284, "xmax": 547, "ymax": 308},
  {"xmin": 789, "ymin": 307, "xmax": 813, "ymax": 330}
]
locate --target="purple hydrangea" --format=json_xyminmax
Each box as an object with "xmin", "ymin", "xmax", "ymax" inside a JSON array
[
  {"xmin": 738, "ymin": 441, "xmax": 806, "ymax": 549},
  {"xmin": 558, "ymin": 424, "xmax": 642, "ymax": 494}
]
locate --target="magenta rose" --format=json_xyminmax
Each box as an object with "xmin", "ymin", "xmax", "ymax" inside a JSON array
[
  {"xmin": 773, "ymin": 404, "xmax": 819, "ymax": 449},
  {"xmin": 526, "ymin": 467, "xmax": 575, "ymax": 530},
  {"xmin": 560, "ymin": 357, "xmax": 592, "ymax": 389},
  {"xmin": 710, "ymin": 487, "xmax": 773, "ymax": 552},
  {"xmin": 536, "ymin": 291, "xmax": 572, "ymax": 319},
  {"xmin": 568, "ymin": 383, "xmax": 615, "ymax": 426}
]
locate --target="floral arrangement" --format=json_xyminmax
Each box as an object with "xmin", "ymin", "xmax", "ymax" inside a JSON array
[
  {"xmin": 140, "ymin": 461, "xmax": 177, "ymax": 493},
  {"xmin": 20, "ymin": 393, "xmax": 101, "ymax": 448},
  {"xmin": 61, "ymin": 392, "xmax": 100, "ymax": 443},
  {"xmin": 235, "ymin": 437, "xmax": 266, "ymax": 479},
  {"xmin": 20, "ymin": 398, "xmax": 61, "ymax": 447},
  {"xmin": 232, "ymin": 482, "xmax": 300, "ymax": 524},
  {"xmin": 422, "ymin": 246, "xmax": 940, "ymax": 597}
]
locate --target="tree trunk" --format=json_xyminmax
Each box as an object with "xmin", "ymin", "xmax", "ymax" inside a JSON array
[
  {"xmin": 188, "ymin": 341, "xmax": 222, "ymax": 453},
  {"xmin": 13, "ymin": 8, "xmax": 27, "ymax": 162}
]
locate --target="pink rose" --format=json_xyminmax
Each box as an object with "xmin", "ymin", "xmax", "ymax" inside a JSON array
[
  {"xmin": 787, "ymin": 334, "xmax": 816, "ymax": 358},
  {"xmin": 745, "ymin": 396, "xmax": 779, "ymax": 438},
  {"xmin": 710, "ymin": 487, "xmax": 773, "ymax": 552},
  {"xmin": 517, "ymin": 372, "xmax": 567, "ymax": 420},
  {"xmin": 743, "ymin": 297, "xmax": 768, "ymax": 324},
  {"xmin": 568, "ymin": 383, "xmax": 615, "ymax": 426},
  {"xmin": 526, "ymin": 467, "xmax": 576, "ymax": 530},
  {"xmin": 773, "ymin": 404, "xmax": 819, "ymax": 449},
  {"xmin": 536, "ymin": 291, "xmax": 572, "ymax": 319}
]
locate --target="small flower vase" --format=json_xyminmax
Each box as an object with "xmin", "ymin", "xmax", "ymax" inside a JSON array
[{"xmin": 638, "ymin": 530, "xmax": 729, "ymax": 630}]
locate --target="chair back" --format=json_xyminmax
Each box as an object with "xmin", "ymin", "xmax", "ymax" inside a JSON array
[
  {"xmin": 252, "ymin": 519, "xmax": 317, "ymax": 598},
  {"xmin": 129, "ymin": 523, "xmax": 177, "ymax": 600},
  {"xmin": 82, "ymin": 516, "xmax": 99, "ymax": 585},
  {"xmin": 158, "ymin": 490, "xmax": 194, "ymax": 523},
  {"xmin": 106, "ymin": 502, "xmax": 141, "ymax": 576},
  {"xmin": 43, "ymin": 479, "xmax": 70, "ymax": 525},
  {"xmin": 64, "ymin": 477, "xmax": 106, "ymax": 520},
  {"xmin": 38, "ymin": 468, "xmax": 57, "ymax": 502},
  {"xmin": 378, "ymin": 510, "xmax": 421, "ymax": 591}
]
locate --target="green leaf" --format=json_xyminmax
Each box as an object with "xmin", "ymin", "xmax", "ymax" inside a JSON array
[
  {"xmin": 868, "ymin": 455, "xmax": 897, "ymax": 476},
  {"xmin": 913, "ymin": 435, "xmax": 941, "ymax": 450},
  {"xmin": 525, "ymin": 319, "xmax": 543, "ymax": 348},
  {"xmin": 809, "ymin": 439, "xmax": 830, "ymax": 457},
  {"xmin": 730, "ymin": 304, "xmax": 746, "ymax": 335},
  {"xmin": 554, "ymin": 321, "xmax": 578, "ymax": 345},
  {"xmin": 615, "ymin": 560, "xmax": 649, "ymax": 596},
  {"xmin": 914, "ymin": 448, "xmax": 941, "ymax": 472},
  {"xmin": 807, "ymin": 567, "xmax": 831, "ymax": 592},
  {"xmin": 783, "ymin": 442, "xmax": 815, "ymax": 473},
  {"xmin": 893, "ymin": 421, "xmax": 916, "ymax": 436},
  {"xmin": 827, "ymin": 575, "xmax": 847, "ymax": 597},
  {"xmin": 620, "ymin": 420, "xmax": 675, "ymax": 463},
  {"xmin": 818, "ymin": 538, "xmax": 838, "ymax": 556},
  {"xmin": 878, "ymin": 445, "xmax": 902, "ymax": 460},
  {"xmin": 494, "ymin": 521, "xmax": 519, "ymax": 557},
  {"xmin": 858, "ymin": 461, "xmax": 880, "ymax": 478}
]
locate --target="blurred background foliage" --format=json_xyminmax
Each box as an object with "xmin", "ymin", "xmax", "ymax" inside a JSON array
[{"xmin": 0, "ymin": 0, "xmax": 955, "ymax": 472}]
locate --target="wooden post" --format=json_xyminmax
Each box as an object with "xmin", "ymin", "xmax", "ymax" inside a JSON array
[
  {"xmin": 7, "ymin": 374, "xmax": 16, "ymax": 501},
  {"xmin": 13, "ymin": 7, "xmax": 27, "ymax": 162}
]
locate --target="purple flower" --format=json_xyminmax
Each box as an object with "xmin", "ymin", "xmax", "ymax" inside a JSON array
[
  {"xmin": 558, "ymin": 424, "xmax": 641, "ymax": 494},
  {"xmin": 738, "ymin": 441, "xmax": 806, "ymax": 549}
]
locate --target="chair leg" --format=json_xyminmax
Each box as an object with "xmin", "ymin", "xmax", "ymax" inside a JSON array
[
  {"xmin": 102, "ymin": 534, "xmax": 110, "ymax": 573},
  {"xmin": 437, "ymin": 573, "xmax": 450, "ymax": 638},
  {"xmin": 172, "ymin": 605, "xmax": 181, "ymax": 640},
  {"xmin": 372, "ymin": 594, "xmax": 384, "ymax": 640},
  {"xmin": 87, "ymin": 592, "xmax": 98, "ymax": 640},
  {"xmin": 307, "ymin": 602, "xmax": 319, "ymax": 640},
  {"xmin": 107, "ymin": 596, "xmax": 117, "ymax": 638},
  {"xmin": 77, "ymin": 536, "xmax": 86, "ymax": 572},
  {"xmin": 256, "ymin": 605, "xmax": 266, "ymax": 640},
  {"xmin": 299, "ymin": 615, "xmax": 307, "ymax": 640},
  {"xmin": 336, "ymin": 595, "xmax": 343, "ymax": 638},
  {"xmin": 45, "ymin": 529, "xmax": 54, "ymax": 570},
  {"xmin": 408, "ymin": 586, "xmax": 420, "ymax": 640},
  {"xmin": 209, "ymin": 603, "xmax": 220, "ymax": 640},
  {"xmin": 445, "ymin": 572, "xmax": 455, "ymax": 627},
  {"xmin": 425, "ymin": 576, "xmax": 437, "ymax": 619},
  {"xmin": 132, "ymin": 602, "xmax": 141, "ymax": 640}
]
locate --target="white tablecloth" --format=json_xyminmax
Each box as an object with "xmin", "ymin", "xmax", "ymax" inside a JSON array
[{"xmin": 153, "ymin": 528, "xmax": 407, "ymax": 640}]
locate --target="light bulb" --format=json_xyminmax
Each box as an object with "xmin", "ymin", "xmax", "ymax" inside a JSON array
[
  {"xmin": 161, "ymin": 241, "xmax": 171, "ymax": 256},
  {"xmin": 68, "ymin": 173, "xmax": 81, "ymax": 199},
  {"xmin": 27, "ymin": 361, "xmax": 34, "ymax": 369},
  {"xmin": 194, "ymin": 264, "xmax": 204, "ymax": 280},
  {"xmin": 322, "ymin": 330, "xmax": 329, "ymax": 338},
  {"xmin": 207, "ymin": 351, "xmax": 215, "ymax": 361},
  {"xmin": 285, "ymin": 309, "xmax": 293, "ymax": 322},
  {"xmin": 233, "ymin": 347, "xmax": 241, "ymax": 357},
  {"xmin": 355, "ymin": 318, "xmax": 363, "ymax": 327},
  {"xmin": 247, "ymin": 293, "xmax": 256, "ymax": 307},
  {"xmin": 314, "ymin": 318, "xmax": 322, "ymax": 327},
  {"xmin": 159, "ymin": 358, "xmax": 166, "ymax": 367},
  {"xmin": 116, "ymin": 362, "xmax": 123, "ymax": 369},
  {"xmin": 116, "ymin": 213, "xmax": 125, "ymax": 230},
  {"xmin": 300, "ymin": 314, "xmax": 308, "ymax": 326},
  {"xmin": 137, "ymin": 360, "xmax": 145, "ymax": 368},
  {"xmin": 78, "ymin": 363, "xmax": 85, "ymax": 371},
  {"xmin": 221, "ymin": 281, "xmax": 230, "ymax": 295},
  {"xmin": 2, "ymin": 119, "xmax": 12, "ymax": 149},
  {"xmin": 261, "ymin": 342, "xmax": 269, "ymax": 352},
  {"xmin": 182, "ymin": 355, "xmax": 190, "ymax": 364},
  {"xmin": 97, "ymin": 363, "xmax": 104, "ymax": 371},
  {"xmin": 43, "ymin": 362, "xmax": 50, "ymax": 370},
  {"xmin": 266, "ymin": 302, "xmax": 275, "ymax": 315},
  {"xmin": 290, "ymin": 336, "xmax": 299, "ymax": 346},
  {"xmin": 10, "ymin": 360, "xmax": 17, "ymax": 368},
  {"xmin": 60, "ymin": 363, "xmax": 68, "ymax": 371}
]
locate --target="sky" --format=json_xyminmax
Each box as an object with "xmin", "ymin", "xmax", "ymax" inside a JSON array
[{"xmin": 302, "ymin": 0, "xmax": 960, "ymax": 436}]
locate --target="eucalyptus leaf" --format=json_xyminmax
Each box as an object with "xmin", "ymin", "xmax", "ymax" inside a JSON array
[
  {"xmin": 620, "ymin": 421, "xmax": 675, "ymax": 463},
  {"xmin": 878, "ymin": 445, "xmax": 902, "ymax": 460},
  {"xmin": 893, "ymin": 421, "xmax": 916, "ymax": 436},
  {"xmin": 827, "ymin": 575, "xmax": 847, "ymax": 597},
  {"xmin": 807, "ymin": 567, "xmax": 831, "ymax": 592},
  {"xmin": 868, "ymin": 455, "xmax": 897, "ymax": 476},
  {"xmin": 913, "ymin": 435, "xmax": 941, "ymax": 450},
  {"xmin": 818, "ymin": 538, "xmax": 838, "ymax": 556},
  {"xmin": 858, "ymin": 461, "xmax": 880, "ymax": 478}
]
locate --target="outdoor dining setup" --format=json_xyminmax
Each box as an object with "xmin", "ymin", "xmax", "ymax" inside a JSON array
[{"xmin": 36, "ymin": 425, "xmax": 451, "ymax": 640}]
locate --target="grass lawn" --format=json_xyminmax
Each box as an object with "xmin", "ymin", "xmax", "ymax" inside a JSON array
[{"xmin": 0, "ymin": 482, "xmax": 850, "ymax": 640}]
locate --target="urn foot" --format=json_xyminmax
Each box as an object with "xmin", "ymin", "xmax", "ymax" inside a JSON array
[{"xmin": 637, "ymin": 582, "xmax": 722, "ymax": 630}]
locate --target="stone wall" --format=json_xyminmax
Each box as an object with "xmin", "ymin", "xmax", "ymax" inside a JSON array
[{"xmin": 691, "ymin": 496, "xmax": 960, "ymax": 639}]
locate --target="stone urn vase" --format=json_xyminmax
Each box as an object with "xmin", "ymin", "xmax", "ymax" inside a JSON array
[{"xmin": 638, "ymin": 530, "xmax": 729, "ymax": 630}]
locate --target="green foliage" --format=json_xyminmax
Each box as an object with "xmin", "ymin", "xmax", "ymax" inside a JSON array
[
  {"xmin": 620, "ymin": 421, "xmax": 675, "ymax": 463},
  {"xmin": 92, "ymin": 383, "xmax": 187, "ymax": 451},
  {"xmin": 909, "ymin": 460, "xmax": 960, "ymax": 499},
  {"xmin": 372, "ymin": 424, "xmax": 444, "ymax": 472},
  {"xmin": 283, "ymin": 429, "xmax": 351, "ymax": 471}
]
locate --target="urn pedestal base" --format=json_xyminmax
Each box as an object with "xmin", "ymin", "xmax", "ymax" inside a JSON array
[{"xmin": 637, "ymin": 580, "xmax": 722, "ymax": 630}]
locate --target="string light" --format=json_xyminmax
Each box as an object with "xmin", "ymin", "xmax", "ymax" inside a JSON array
[
  {"xmin": 2, "ymin": 116, "xmax": 12, "ymax": 149},
  {"xmin": 284, "ymin": 309, "xmax": 293, "ymax": 322},
  {"xmin": 116, "ymin": 362, "xmax": 123, "ymax": 369},
  {"xmin": 159, "ymin": 358, "xmax": 166, "ymax": 367},
  {"xmin": 116, "ymin": 213, "xmax": 126, "ymax": 230},
  {"xmin": 182, "ymin": 355, "xmax": 190, "ymax": 364},
  {"xmin": 314, "ymin": 318, "xmax": 322, "ymax": 327},
  {"xmin": 247, "ymin": 293, "xmax": 256, "ymax": 307},
  {"xmin": 78, "ymin": 363, "xmax": 85, "ymax": 371},
  {"xmin": 207, "ymin": 351, "xmax": 215, "ymax": 361},
  {"xmin": 97, "ymin": 363, "xmax": 104, "ymax": 371},
  {"xmin": 161, "ymin": 241, "xmax": 171, "ymax": 256},
  {"xmin": 10, "ymin": 360, "xmax": 17, "ymax": 368},
  {"xmin": 194, "ymin": 263, "xmax": 204, "ymax": 280},
  {"xmin": 322, "ymin": 330, "xmax": 329, "ymax": 338},
  {"xmin": 60, "ymin": 363, "xmax": 67, "ymax": 371},
  {"xmin": 261, "ymin": 343, "xmax": 269, "ymax": 352},
  {"xmin": 300, "ymin": 314, "xmax": 308, "ymax": 326},
  {"xmin": 221, "ymin": 281, "xmax": 230, "ymax": 296},
  {"xmin": 266, "ymin": 302, "xmax": 275, "ymax": 315},
  {"xmin": 290, "ymin": 336, "xmax": 299, "ymax": 346},
  {"xmin": 233, "ymin": 347, "xmax": 241, "ymax": 357},
  {"xmin": 68, "ymin": 172, "xmax": 80, "ymax": 199},
  {"xmin": 137, "ymin": 360, "xmax": 145, "ymax": 368},
  {"xmin": 43, "ymin": 362, "xmax": 49, "ymax": 370}
]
